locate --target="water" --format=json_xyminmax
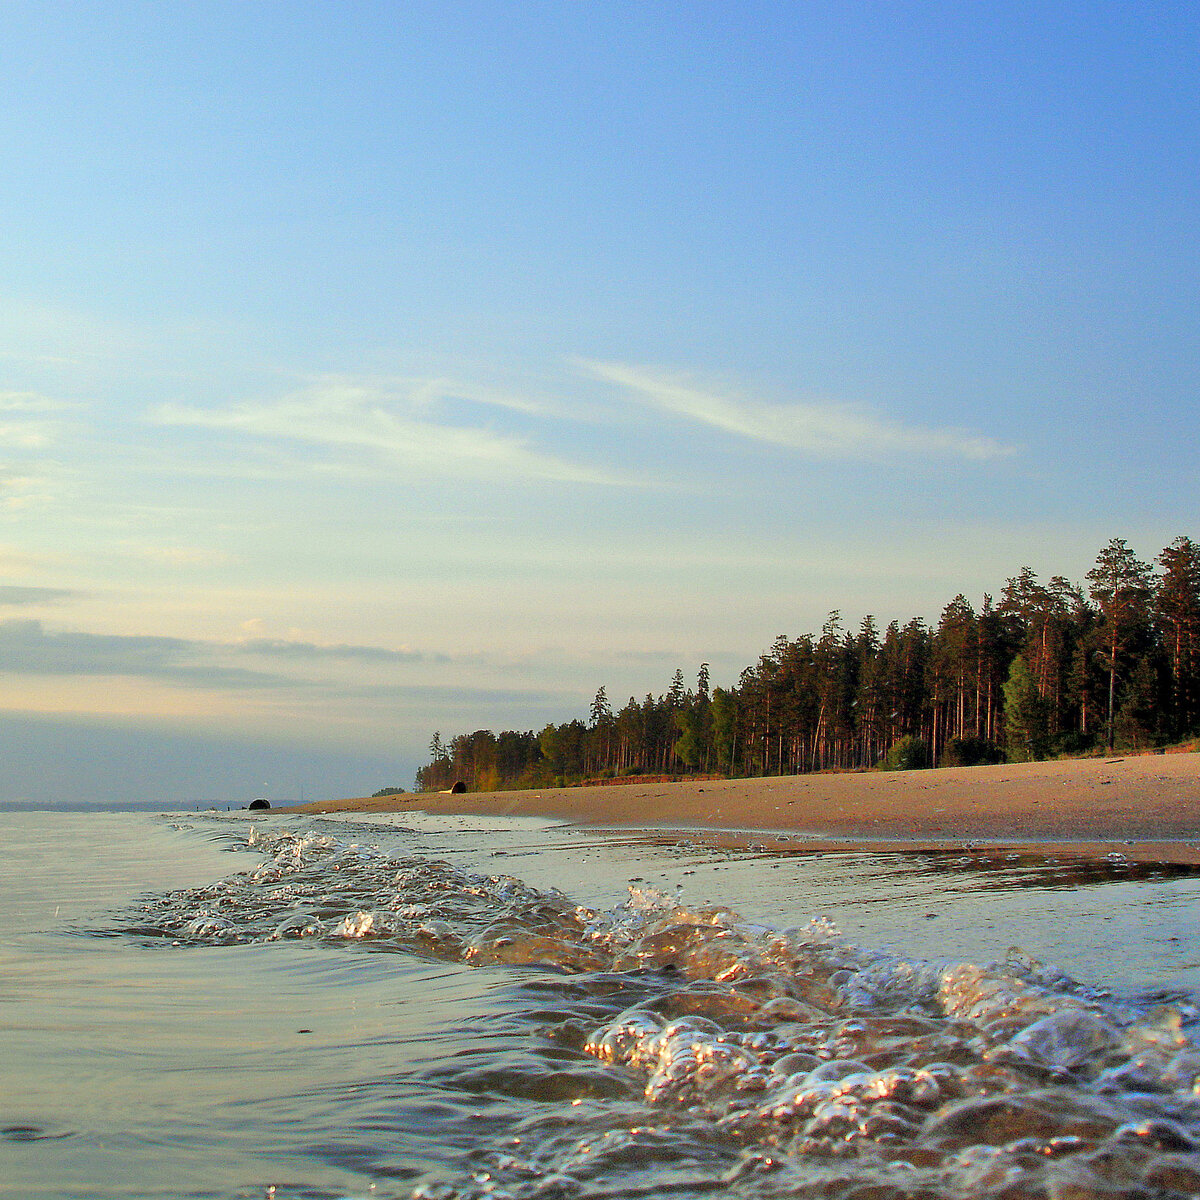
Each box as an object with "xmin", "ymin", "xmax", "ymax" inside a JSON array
[{"xmin": 2, "ymin": 809, "xmax": 1200, "ymax": 1200}]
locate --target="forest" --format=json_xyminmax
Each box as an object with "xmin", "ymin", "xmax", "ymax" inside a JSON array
[{"xmin": 414, "ymin": 536, "xmax": 1200, "ymax": 792}]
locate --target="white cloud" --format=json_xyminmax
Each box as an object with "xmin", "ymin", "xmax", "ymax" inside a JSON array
[
  {"xmin": 0, "ymin": 391, "xmax": 74, "ymax": 413},
  {"xmin": 153, "ymin": 377, "xmax": 631, "ymax": 486},
  {"xmin": 0, "ymin": 467, "xmax": 53, "ymax": 510},
  {"xmin": 0, "ymin": 390, "xmax": 76, "ymax": 451},
  {"xmin": 0, "ymin": 424, "xmax": 53, "ymax": 449},
  {"xmin": 405, "ymin": 375, "xmax": 556, "ymax": 418},
  {"xmin": 581, "ymin": 360, "xmax": 1016, "ymax": 461}
]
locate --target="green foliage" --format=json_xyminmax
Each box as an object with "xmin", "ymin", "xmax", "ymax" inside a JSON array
[
  {"xmin": 539, "ymin": 721, "xmax": 586, "ymax": 779},
  {"xmin": 882, "ymin": 735, "xmax": 928, "ymax": 771},
  {"xmin": 710, "ymin": 687, "xmax": 738, "ymax": 773},
  {"xmin": 1112, "ymin": 656, "xmax": 1164, "ymax": 751},
  {"xmin": 1003, "ymin": 654, "xmax": 1050, "ymax": 762},
  {"xmin": 1052, "ymin": 729, "xmax": 1095, "ymax": 758},
  {"xmin": 673, "ymin": 708, "xmax": 702, "ymax": 769},
  {"xmin": 371, "ymin": 787, "xmax": 406, "ymax": 797},
  {"xmin": 940, "ymin": 737, "xmax": 1004, "ymax": 768}
]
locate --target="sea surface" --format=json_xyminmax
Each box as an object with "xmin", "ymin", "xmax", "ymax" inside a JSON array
[{"xmin": 2, "ymin": 808, "xmax": 1200, "ymax": 1200}]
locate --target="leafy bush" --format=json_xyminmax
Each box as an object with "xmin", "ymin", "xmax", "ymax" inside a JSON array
[
  {"xmin": 882, "ymin": 735, "xmax": 929, "ymax": 771},
  {"xmin": 1052, "ymin": 731, "xmax": 1096, "ymax": 758},
  {"xmin": 940, "ymin": 737, "xmax": 1004, "ymax": 767}
]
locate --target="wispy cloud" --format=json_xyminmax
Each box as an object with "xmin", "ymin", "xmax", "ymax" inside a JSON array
[
  {"xmin": 0, "ymin": 425, "xmax": 52, "ymax": 450},
  {"xmin": 0, "ymin": 466, "xmax": 54, "ymax": 510},
  {"xmin": 0, "ymin": 619, "xmax": 284, "ymax": 690},
  {"xmin": 0, "ymin": 390, "xmax": 78, "ymax": 449},
  {"xmin": 404, "ymin": 375, "xmax": 556, "ymax": 419},
  {"xmin": 0, "ymin": 391, "xmax": 75, "ymax": 510},
  {"xmin": 0, "ymin": 391, "xmax": 76, "ymax": 414},
  {"xmin": 581, "ymin": 360, "xmax": 1016, "ymax": 461},
  {"xmin": 0, "ymin": 619, "xmax": 437, "ymax": 690},
  {"xmin": 154, "ymin": 377, "xmax": 630, "ymax": 486},
  {"xmin": 237, "ymin": 637, "xmax": 435, "ymax": 665},
  {"xmin": 0, "ymin": 586, "xmax": 81, "ymax": 607}
]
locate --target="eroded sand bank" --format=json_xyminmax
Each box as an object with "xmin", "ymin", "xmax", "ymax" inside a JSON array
[{"xmin": 279, "ymin": 751, "xmax": 1200, "ymax": 865}]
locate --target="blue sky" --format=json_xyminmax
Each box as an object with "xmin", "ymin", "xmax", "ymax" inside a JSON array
[{"xmin": 2, "ymin": 2, "xmax": 1197, "ymax": 806}]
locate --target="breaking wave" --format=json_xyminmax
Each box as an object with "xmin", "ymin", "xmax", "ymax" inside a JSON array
[{"xmin": 122, "ymin": 822, "xmax": 1200, "ymax": 1199}]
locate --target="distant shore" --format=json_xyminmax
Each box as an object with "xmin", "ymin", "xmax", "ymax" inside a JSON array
[{"xmin": 276, "ymin": 751, "xmax": 1200, "ymax": 866}]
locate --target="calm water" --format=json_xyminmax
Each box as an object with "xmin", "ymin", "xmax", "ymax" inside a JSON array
[{"xmin": 2, "ymin": 809, "xmax": 1199, "ymax": 1200}]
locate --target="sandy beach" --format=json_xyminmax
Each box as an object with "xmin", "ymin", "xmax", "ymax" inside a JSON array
[{"xmin": 278, "ymin": 751, "xmax": 1200, "ymax": 866}]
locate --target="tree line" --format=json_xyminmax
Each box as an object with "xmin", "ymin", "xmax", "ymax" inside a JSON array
[{"xmin": 415, "ymin": 536, "xmax": 1200, "ymax": 792}]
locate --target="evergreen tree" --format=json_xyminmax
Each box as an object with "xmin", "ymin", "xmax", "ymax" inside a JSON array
[
  {"xmin": 589, "ymin": 685, "xmax": 612, "ymax": 727},
  {"xmin": 615, "ymin": 696, "xmax": 642, "ymax": 773},
  {"xmin": 588, "ymin": 685, "xmax": 613, "ymax": 774},
  {"xmin": 710, "ymin": 687, "xmax": 738, "ymax": 773},
  {"xmin": 692, "ymin": 664, "xmax": 714, "ymax": 769},
  {"xmin": 931, "ymin": 595, "xmax": 977, "ymax": 760},
  {"xmin": 1156, "ymin": 536, "xmax": 1200, "ymax": 735},
  {"xmin": 538, "ymin": 723, "xmax": 565, "ymax": 780},
  {"xmin": 673, "ymin": 708, "xmax": 703, "ymax": 768},
  {"xmin": 1087, "ymin": 539, "xmax": 1153, "ymax": 750},
  {"xmin": 1004, "ymin": 654, "xmax": 1050, "ymax": 761}
]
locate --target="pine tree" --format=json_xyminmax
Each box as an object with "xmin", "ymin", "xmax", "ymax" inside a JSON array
[
  {"xmin": 931, "ymin": 595, "xmax": 977, "ymax": 759},
  {"xmin": 589, "ymin": 685, "xmax": 612, "ymax": 728},
  {"xmin": 588, "ymin": 686, "xmax": 614, "ymax": 775},
  {"xmin": 1086, "ymin": 539, "xmax": 1153, "ymax": 749},
  {"xmin": 1156, "ymin": 536, "xmax": 1200, "ymax": 735}
]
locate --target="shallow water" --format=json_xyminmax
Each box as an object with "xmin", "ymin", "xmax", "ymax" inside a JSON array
[{"xmin": 2, "ymin": 809, "xmax": 1199, "ymax": 1200}]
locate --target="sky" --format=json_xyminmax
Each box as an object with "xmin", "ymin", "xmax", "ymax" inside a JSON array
[{"xmin": 2, "ymin": 1, "xmax": 1197, "ymax": 807}]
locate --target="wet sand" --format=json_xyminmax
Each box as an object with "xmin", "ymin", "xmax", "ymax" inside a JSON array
[{"xmin": 280, "ymin": 751, "xmax": 1200, "ymax": 866}]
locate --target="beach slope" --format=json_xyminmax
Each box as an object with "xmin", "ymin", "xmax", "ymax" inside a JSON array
[{"xmin": 279, "ymin": 752, "xmax": 1200, "ymax": 865}]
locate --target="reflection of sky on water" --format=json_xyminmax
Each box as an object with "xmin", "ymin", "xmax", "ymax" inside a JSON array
[{"xmin": 346, "ymin": 811, "xmax": 1200, "ymax": 999}]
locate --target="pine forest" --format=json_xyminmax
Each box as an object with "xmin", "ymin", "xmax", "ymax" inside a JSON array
[{"xmin": 414, "ymin": 536, "xmax": 1200, "ymax": 792}]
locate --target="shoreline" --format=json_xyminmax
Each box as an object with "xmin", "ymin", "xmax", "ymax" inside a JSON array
[{"xmin": 276, "ymin": 751, "xmax": 1200, "ymax": 866}]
